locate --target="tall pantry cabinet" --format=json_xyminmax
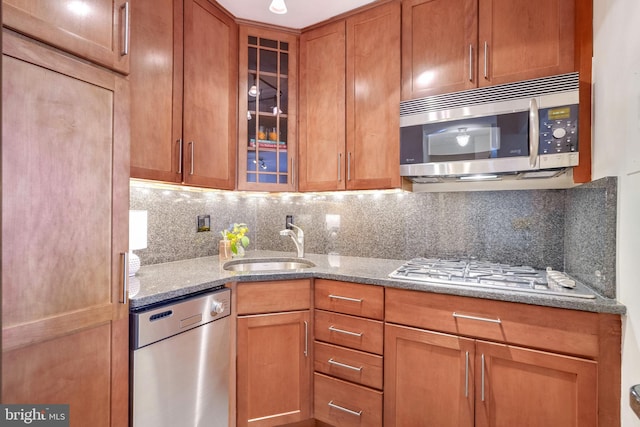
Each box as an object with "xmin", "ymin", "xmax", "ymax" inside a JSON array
[{"xmin": 2, "ymin": 3, "xmax": 130, "ymax": 426}]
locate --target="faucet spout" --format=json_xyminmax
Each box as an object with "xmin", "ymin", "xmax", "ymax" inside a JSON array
[{"xmin": 279, "ymin": 223, "xmax": 304, "ymax": 257}]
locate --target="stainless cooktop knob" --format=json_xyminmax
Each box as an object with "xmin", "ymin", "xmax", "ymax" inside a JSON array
[{"xmin": 211, "ymin": 300, "xmax": 225, "ymax": 315}]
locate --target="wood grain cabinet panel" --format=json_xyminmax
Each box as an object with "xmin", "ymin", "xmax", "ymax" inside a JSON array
[
  {"xmin": 315, "ymin": 310, "xmax": 383, "ymax": 355},
  {"xmin": 3, "ymin": 0, "xmax": 131, "ymax": 73},
  {"xmin": 314, "ymin": 373, "xmax": 383, "ymax": 427},
  {"xmin": 299, "ymin": 1, "xmax": 401, "ymax": 191},
  {"xmin": 2, "ymin": 29, "xmax": 129, "ymax": 426},
  {"xmin": 314, "ymin": 279, "xmax": 384, "ymax": 320},
  {"xmin": 402, "ymin": 0, "xmax": 575, "ymax": 99},
  {"xmin": 314, "ymin": 341, "xmax": 383, "ymax": 390},
  {"xmin": 130, "ymin": 0, "xmax": 237, "ymax": 189}
]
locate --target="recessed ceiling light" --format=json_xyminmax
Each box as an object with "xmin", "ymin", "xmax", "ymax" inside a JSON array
[{"xmin": 269, "ymin": 0, "xmax": 287, "ymax": 14}]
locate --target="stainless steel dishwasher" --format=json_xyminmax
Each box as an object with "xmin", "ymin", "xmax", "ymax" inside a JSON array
[{"xmin": 131, "ymin": 286, "xmax": 231, "ymax": 427}]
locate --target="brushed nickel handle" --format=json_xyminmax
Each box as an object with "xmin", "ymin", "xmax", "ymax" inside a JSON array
[
  {"xmin": 481, "ymin": 354, "xmax": 486, "ymax": 401},
  {"xmin": 468, "ymin": 44, "xmax": 474, "ymax": 82},
  {"xmin": 465, "ymin": 351, "xmax": 469, "ymax": 397},
  {"xmin": 328, "ymin": 401, "xmax": 362, "ymax": 417},
  {"xmin": 483, "ymin": 41, "xmax": 488, "ymax": 79},
  {"xmin": 328, "ymin": 325, "xmax": 363, "ymax": 337},
  {"xmin": 452, "ymin": 312, "xmax": 501, "ymax": 324},
  {"xmin": 529, "ymin": 98, "xmax": 540, "ymax": 168},
  {"xmin": 189, "ymin": 141, "xmax": 194, "ymax": 175},
  {"xmin": 329, "ymin": 294, "xmax": 363, "ymax": 303},
  {"xmin": 121, "ymin": 252, "xmax": 129, "ymax": 304},
  {"xmin": 120, "ymin": 2, "xmax": 130, "ymax": 56},
  {"xmin": 291, "ymin": 157, "xmax": 295, "ymax": 186},
  {"xmin": 304, "ymin": 320, "xmax": 308, "ymax": 357},
  {"xmin": 328, "ymin": 358, "xmax": 363, "ymax": 372},
  {"xmin": 337, "ymin": 153, "xmax": 342, "ymax": 182},
  {"xmin": 177, "ymin": 139, "xmax": 183, "ymax": 174},
  {"xmin": 347, "ymin": 152, "xmax": 352, "ymax": 181}
]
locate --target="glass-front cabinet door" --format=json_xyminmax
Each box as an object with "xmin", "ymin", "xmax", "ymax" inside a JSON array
[{"xmin": 238, "ymin": 26, "xmax": 298, "ymax": 191}]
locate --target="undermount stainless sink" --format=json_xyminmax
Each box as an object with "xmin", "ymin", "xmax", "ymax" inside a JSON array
[{"xmin": 223, "ymin": 258, "xmax": 315, "ymax": 272}]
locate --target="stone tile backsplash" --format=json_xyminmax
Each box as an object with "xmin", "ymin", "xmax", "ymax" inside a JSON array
[{"xmin": 130, "ymin": 176, "xmax": 618, "ymax": 297}]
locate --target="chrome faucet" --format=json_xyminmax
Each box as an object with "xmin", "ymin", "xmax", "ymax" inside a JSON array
[{"xmin": 279, "ymin": 223, "xmax": 304, "ymax": 258}]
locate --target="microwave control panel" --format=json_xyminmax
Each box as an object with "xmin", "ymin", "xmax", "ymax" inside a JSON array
[{"xmin": 539, "ymin": 104, "xmax": 579, "ymax": 155}]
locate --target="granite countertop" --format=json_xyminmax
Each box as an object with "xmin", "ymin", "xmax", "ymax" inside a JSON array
[{"xmin": 128, "ymin": 250, "xmax": 626, "ymax": 315}]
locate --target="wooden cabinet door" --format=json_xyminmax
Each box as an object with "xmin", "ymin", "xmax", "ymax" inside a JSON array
[
  {"xmin": 346, "ymin": 1, "xmax": 401, "ymax": 190},
  {"xmin": 183, "ymin": 0, "xmax": 237, "ymax": 189},
  {"xmin": 299, "ymin": 21, "xmax": 346, "ymax": 192},
  {"xmin": 401, "ymin": 0, "xmax": 478, "ymax": 99},
  {"xmin": 130, "ymin": 0, "xmax": 183, "ymax": 183},
  {"xmin": 237, "ymin": 311, "xmax": 312, "ymax": 427},
  {"xmin": 475, "ymin": 340, "xmax": 597, "ymax": 427},
  {"xmin": 477, "ymin": 0, "xmax": 575, "ymax": 87},
  {"xmin": 2, "ymin": 29, "xmax": 129, "ymax": 427},
  {"xmin": 3, "ymin": 0, "xmax": 130, "ymax": 73},
  {"xmin": 384, "ymin": 324, "xmax": 475, "ymax": 427}
]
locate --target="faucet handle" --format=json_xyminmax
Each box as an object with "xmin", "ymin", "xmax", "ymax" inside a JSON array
[{"xmin": 287, "ymin": 223, "xmax": 304, "ymax": 236}]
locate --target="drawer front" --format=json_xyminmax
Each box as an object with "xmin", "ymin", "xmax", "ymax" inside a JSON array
[
  {"xmin": 315, "ymin": 310, "xmax": 383, "ymax": 355},
  {"xmin": 314, "ymin": 373, "xmax": 382, "ymax": 427},
  {"xmin": 385, "ymin": 288, "xmax": 600, "ymax": 358},
  {"xmin": 314, "ymin": 341, "xmax": 383, "ymax": 389},
  {"xmin": 237, "ymin": 280, "xmax": 311, "ymax": 314},
  {"xmin": 315, "ymin": 279, "xmax": 384, "ymax": 319}
]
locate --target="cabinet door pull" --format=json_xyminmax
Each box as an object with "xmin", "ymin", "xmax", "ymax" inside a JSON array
[
  {"xmin": 291, "ymin": 157, "xmax": 295, "ymax": 186},
  {"xmin": 529, "ymin": 98, "xmax": 539, "ymax": 169},
  {"xmin": 483, "ymin": 41, "xmax": 488, "ymax": 79},
  {"xmin": 328, "ymin": 401, "xmax": 362, "ymax": 417},
  {"xmin": 328, "ymin": 325, "xmax": 363, "ymax": 337},
  {"xmin": 304, "ymin": 320, "xmax": 308, "ymax": 357},
  {"xmin": 481, "ymin": 353, "xmax": 486, "ymax": 401},
  {"xmin": 120, "ymin": 2, "xmax": 130, "ymax": 56},
  {"xmin": 121, "ymin": 252, "xmax": 129, "ymax": 304},
  {"xmin": 452, "ymin": 312, "xmax": 501, "ymax": 324},
  {"xmin": 468, "ymin": 44, "xmax": 474, "ymax": 82},
  {"xmin": 329, "ymin": 294, "xmax": 363, "ymax": 303},
  {"xmin": 177, "ymin": 139, "xmax": 183, "ymax": 174},
  {"xmin": 465, "ymin": 351, "xmax": 469, "ymax": 397},
  {"xmin": 337, "ymin": 153, "xmax": 342, "ymax": 182},
  {"xmin": 189, "ymin": 141, "xmax": 194, "ymax": 175},
  {"xmin": 347, "ymin": 152, "xmax": 352, "ymax": 181},
  {"xmin": 328, "ymin": 358, "xmax": 363, "ymax": 372}
]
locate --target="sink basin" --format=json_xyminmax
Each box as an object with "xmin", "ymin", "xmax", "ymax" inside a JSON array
[{"xmin": 223, "ymin": 258, "xmax": 315, "ymax": 272}]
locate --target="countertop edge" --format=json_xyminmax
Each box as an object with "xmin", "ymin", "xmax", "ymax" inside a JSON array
[{"xmin": 128, "ymin": 252, "xmax": 627, "ymax": 315}]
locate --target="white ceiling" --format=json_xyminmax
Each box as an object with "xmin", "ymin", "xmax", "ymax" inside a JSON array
[{"xmin": 216, "ymin": 0, "xmax": 378, "ymax": 29}]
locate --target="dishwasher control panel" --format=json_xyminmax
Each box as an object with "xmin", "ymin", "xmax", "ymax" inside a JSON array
[{"xmin": 131, "ymin": 287, "xmax": 231, "ymax": 350}]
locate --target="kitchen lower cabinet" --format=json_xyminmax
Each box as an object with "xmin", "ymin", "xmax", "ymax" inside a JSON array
[
  {"xmin": 130, "ymin": 0, "xmax": 237, "ymax": 189},
  {"xmin": 385, "ymin": 324, "xmax": 597, "ymax": 427},
  {"xmin": 2, "ymin": 29, "xmax": 129, "ymax": 427},
  {"xmin": 385, "ymin": 288, "xmax": 621, "ymax": 427},
  {"xmin": 236, "ymin": 280, "xmax": 312, "ymax": 427}
]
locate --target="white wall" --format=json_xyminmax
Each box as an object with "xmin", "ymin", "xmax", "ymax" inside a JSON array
[{"xmin": 593, "ymin": 0, "xmax": 640, "ymax": 425}]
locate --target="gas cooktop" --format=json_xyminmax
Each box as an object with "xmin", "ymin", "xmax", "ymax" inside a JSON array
[{"xmin": 389, "ymin": 258, "xmax": 596, "ymax": 299}]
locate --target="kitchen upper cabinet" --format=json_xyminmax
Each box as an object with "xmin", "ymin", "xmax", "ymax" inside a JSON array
[
  {"xmin": 402, "ymin": 0, "xmax": 575, "ymax": 99},
  {"xmin": 299, "ymin": 1, "xmax": 401, "ymax": 191},
  {"xmin": 238, "ymin": 26, "xmax": 298, "ymax": 192},
  {"xmin": 2, "ymin": 29, "xmax": 129, "ymax": 426},
  {"xmin": 3, "ymin": 0, "xmax": 131, "ymax": 74},
  {"xmin": 236, "ymin": 280, "xmax": 312, "ymax": 427},
  {"xmin": 130, "ymin": 0, "xmax": 237, "ymax": 190}
]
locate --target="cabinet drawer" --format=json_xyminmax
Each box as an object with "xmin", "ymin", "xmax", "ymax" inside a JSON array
[
  {"xmin": 314, "ymin": 373, "xmax": 382, "ymax": 427},
  {"xmin": 315, "ymin": 310, "xmax": 383, "ymax": 355},
  {"xmin": 314, "ymin": 341, "xmax": 383, "ymax": 389},
  {"xmin": 315, "ymin": 279, "xmax": 384, "ymax": 319},
  {"xmin": 237, "ymin": 280, "xmax": 311, "ymax": 314},
  {"xmin": 385, "ymin": 288, "xmax": 600, "ymax": 358}
]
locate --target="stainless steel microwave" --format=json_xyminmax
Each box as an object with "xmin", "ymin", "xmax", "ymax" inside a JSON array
[{"xmin": 400, "ymin": 73, "xmax": 580, "ymax": 182}]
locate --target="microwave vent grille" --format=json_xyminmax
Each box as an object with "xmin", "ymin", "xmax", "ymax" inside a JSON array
[{"xmin": 400, "ymin": 72, "xmax": 579, "ymax": 117}]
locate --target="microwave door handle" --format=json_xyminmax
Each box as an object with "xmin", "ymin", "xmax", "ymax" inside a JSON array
[{"xmin": 529, "ymin": 98, "xmax": 539, "ymax": 168}]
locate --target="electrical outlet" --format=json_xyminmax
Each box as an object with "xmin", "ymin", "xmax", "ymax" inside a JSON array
[
  {"xmin": 286, "ymin": 215, "xmax": 293, "ymax": 230},
  {"xmin": 197, "ymin": 215, "xmax": 210, "ymax": 232}
]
